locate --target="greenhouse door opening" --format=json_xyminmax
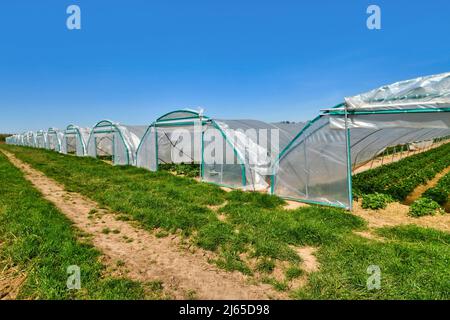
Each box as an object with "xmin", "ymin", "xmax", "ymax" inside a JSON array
[
  {"xmin": 62, "ymin": 125, "xmax": 90, "ymax": 156},
  {"xmin": 95, "ymin": 134, "xmax": 114, "ymax": 162},
  {"xmin": 87, "ymin": 120, "xmax": 145, "ymax": 166},
  {"xmin": 47, "ymin": 128, "xmax": 63, "ymax": 152},
  {"xmin": 136, "ymin": 110, "xmax": 205, "ymax": 177},
  {"xmin": 66, "ymin": 136, "xmax": 76, "ymax": 154}
]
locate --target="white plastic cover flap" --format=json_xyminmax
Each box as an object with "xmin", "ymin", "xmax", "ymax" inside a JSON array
[{"xmin": 345, "ymin": 72, "xmax": 450, "ymax": 110}]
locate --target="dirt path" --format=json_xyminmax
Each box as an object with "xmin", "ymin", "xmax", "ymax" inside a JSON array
[
  {"xmin": 1, "ymin": 150, "xmax": 284, "ymax": 300},
  {"xmin": 404, "ymin": 165, "xmax": 450, "ymax": 205}
]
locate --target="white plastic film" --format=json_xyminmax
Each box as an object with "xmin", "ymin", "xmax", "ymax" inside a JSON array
[{"xmin": 273, "ymin": 116, "xmax": 351, "ymax": 208}]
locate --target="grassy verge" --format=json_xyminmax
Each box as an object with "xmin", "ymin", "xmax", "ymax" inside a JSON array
[
  {"xmin": 2, "ymin": 145, "xmax": 450, "ymax": 299},
  {"xmin": 295, "ymin": 227, "xmax": 450, "ymax": 299},
  {"xmin": 0, "ymin": 151, "xmax": 163, "ymax": 299}
]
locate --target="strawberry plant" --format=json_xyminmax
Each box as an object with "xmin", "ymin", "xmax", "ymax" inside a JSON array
[
  {"xmin": 353, "ymin": 142, "xmax": 450, "ymax": 201},
  {"xmin": 409, "ymin": 198, "xmax": 444, "ymax": 217},
  {"xmin": 422, "ymin": 172, "xmax": 450, "ymax": 205},
  {"xmin": 361, "ymin": 193, "xmax": 394, "ymax": 210}
]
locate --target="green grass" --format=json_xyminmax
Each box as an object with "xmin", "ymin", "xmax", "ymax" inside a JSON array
[
  {"xmin": 2, "ymin": 145, "xmax": 450, "ymax": 299},
  {"xmin": 0, "ymin": 151, "xmax": 163, "ymax": 299},
  {"xmin": 294, "ymin": 233, "xmax": 450, "ymax": 299},
  {"xmin": 376, "ymin": 225, "xmax": 450, "ymax": 245}
]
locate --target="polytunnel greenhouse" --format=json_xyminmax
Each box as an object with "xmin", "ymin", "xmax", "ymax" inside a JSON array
[
  {"xmin": 9, "ymin": 135, "xmax": 18, "ymax": 146},
  {"xmin": 17, "ymin": 133, "xmax": 25, "ymax": 146},
  {"xmin": 10, "ymin": 133, "xmax": 22, "ymax": 146},
  {"xmin": 86, "ymin": 120, "xmax": 147, "ymax": 165},
  {"xmin": 272, "ymin": 72, "xmax": 450, "ymax": 209},
  {"xmin": 47, "ymin": 128, "xmax": 63, "ymax": 152},
  {"xmin": 136, "ymin": 109, "xmax": 304, "ymax": 190},
  {"xmin": 4, "ymin": 72, "xmax": 450, "ymax": 211},
  {"xmin": 35, "ymin": 130, "xmax": 48, "ymax": 149},
  {"xmin": 61, "ymin": 125, "xmax": 91, "ymax": 156},
  {"xmin": 24, "ymin": 131, "xmax": 36, "ymax": 147}
]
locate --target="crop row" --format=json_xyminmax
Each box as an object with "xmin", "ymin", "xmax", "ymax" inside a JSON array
[
  {"xmin": 423, "ymin": 171, "xmax": 450, "ymax": 205},
  {"xmin": 353, "ymin": 142, "xmax": 450, "ymax": 201}
]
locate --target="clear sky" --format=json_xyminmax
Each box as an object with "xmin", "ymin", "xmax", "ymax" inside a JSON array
[{"xmin": 1, "ymin": 0, "xmax": 450, "ymax": 133}]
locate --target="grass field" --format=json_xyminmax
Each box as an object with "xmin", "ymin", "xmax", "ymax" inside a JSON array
[
  {"xmin": 0, "ymin": 151, "xmax": 165, "ymax": 299},
  {"xmin": 1, "ymin": 144, "xmax": 449, "ymax": 299}
]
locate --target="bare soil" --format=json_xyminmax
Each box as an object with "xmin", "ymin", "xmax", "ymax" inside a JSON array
[
  {"xmin": 0, "ymin": 240, "xmax": 28, "ymax": 300},
  {"xmin": 283, "ymin": 200, "xmax": 309, "ymax": 210},
  {"xmin": 261, "ymin": 245, "xmax": 320, "ymax": 291},
  {"xmin": 0, "ymin": 265, "xmax": 27, "ymax": 300},
  {"xmin": 294, "ymin": 246, "xmax": 319, "ymax": 273},
  {"xmin": 445, "ymin": 202, "xmax": 450, "ymax": 213},
  {"xmin": 1, "ymin": 150, "xmax": 285, "ymax": 300},
  {"xmin": 352, "ymin": 200, "xmax": 450, "ymax": 233},
  {"xmin": 289, "ymin": 246, "xmax": 319, "ymax": 290}
]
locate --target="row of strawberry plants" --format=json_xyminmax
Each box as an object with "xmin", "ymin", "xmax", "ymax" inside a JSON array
[
  {"xmin": 353, "ymin": 142, "xmax": 450, "ymax": 201},
  {"xmin": 422, "ymin": 171, "xmax": 450, "ymax": 205}
]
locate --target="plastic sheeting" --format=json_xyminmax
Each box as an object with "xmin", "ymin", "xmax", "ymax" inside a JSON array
[
  {"xmin": 136, "ymin": 126, "xmax": 158, "ymax": 171},
  {"xmin": 345, "ymin": 72, "xmax": 450, "ymax": 110},
  {"xmin": 136, "ymin": 110, "xmax": 304, "ymax": 190},
  {"xmin": 328, "ymin": 113, "xmax": 450, "ymax": 168},
  {"xmin": 13, "ymin": 134, "xmax": 22, "ymax": 146},
  {"xmin": 273, "ymin": 73, "xmax": 450, "ymax": 209},
  {"xmin": 203, "ymin": 120, "xmax": 304, "ymax": 190},
  {"xmin": 61, "ymin": 125, "xmax": 91, "ymax": 156},
  {"xmin": 136, "ymin": 113, "xmax": 205, "ymax": 172},
  {"xmin": 6, "ymin": 73, "xmax": 450, "ymax": 210},
  {"xmin": 35, "ymin": 131, "xmax": 48, "ymax": 149},
  {"xmin": 273, "ymin": 116, "xmax": 351, "ymax": 208},
  {"xmin": 17, "ymin": 132, "xmax": 34, "ymax": 147},
  {"xmin": 16, "ymin": 132, "xmax": 32, "ymax": 147},
  {"xmin": 157, "ymin": 124, "xmax": 203, "ymax": 165},
  {"xmin": 86, "ymin": 120, "xmax": 147, "ymax": 165},
  {"xmin": 47, "ymin": 128, "xmax": 64, "ymax": 152}
]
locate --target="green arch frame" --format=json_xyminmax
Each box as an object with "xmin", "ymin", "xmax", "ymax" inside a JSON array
[
  {"xmin": 47, "ymin": 127, "xmax": 62, "ymax": 152},
  {"xmin": 64, "ymin": 124, "xmax": 88, "ymax": 155},
  {"xmin": 86, "ymin": 120, "xmax": 131, "ymax": 165},
  {"xmin": 136, "ymin": 110, "xmax": 247, "ymax": 188}
]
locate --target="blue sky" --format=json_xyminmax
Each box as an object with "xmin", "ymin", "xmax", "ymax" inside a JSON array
[{"xmin": 1, "ymin": 0, "xmax": 450, "ymax": 133}]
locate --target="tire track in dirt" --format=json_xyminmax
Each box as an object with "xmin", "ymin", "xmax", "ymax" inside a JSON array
[{"xmin": 1, "ymin": 150, "xmax": 284, "ymax": 300}]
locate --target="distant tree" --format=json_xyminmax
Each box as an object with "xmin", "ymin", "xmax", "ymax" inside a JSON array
[
  {"xmin": 279, "ymin": 121, "xmax": 296, "ymax": 124},
  {"xmin": 0, "ymin": 134, "xmax": 12, "ymax": 143}
]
